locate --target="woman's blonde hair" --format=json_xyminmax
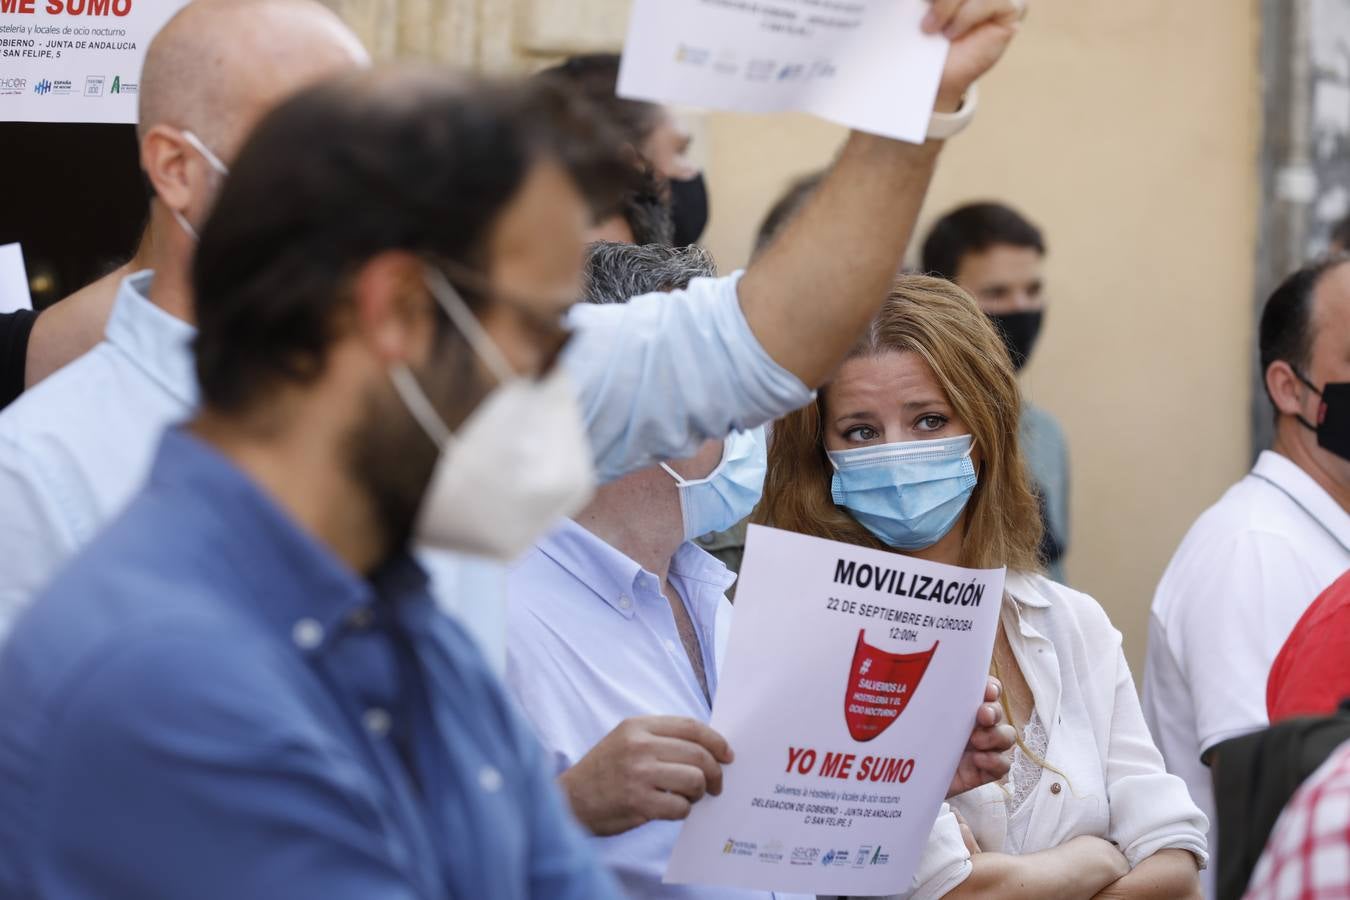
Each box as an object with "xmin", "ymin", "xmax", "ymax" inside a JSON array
[{"xmin": 755, "ymin": 274, "xmax": 1043, "ymax": 573}]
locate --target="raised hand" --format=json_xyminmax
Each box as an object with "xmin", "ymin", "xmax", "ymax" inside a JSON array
[{"xmin": 923, "ymin": 0, "xmax": 1025, "ymax": 110}]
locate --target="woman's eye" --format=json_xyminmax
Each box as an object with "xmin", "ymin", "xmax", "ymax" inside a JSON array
[
  {"xmin": 844, "ymin": 425, "xmax": 879, "ymax": 442},
  {"xmin": 916, "ymin": 415, "xmax": 948, "ymax": 432}
]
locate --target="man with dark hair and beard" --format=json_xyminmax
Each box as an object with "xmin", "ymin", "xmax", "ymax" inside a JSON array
[{"xmin": 0, "ymin": 0, "xmax": 1024, "ymax": 893}]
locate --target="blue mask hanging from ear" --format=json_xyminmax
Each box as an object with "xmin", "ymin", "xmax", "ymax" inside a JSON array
[
  {"xmin": 661, "ymin": 427, "xmax": 767, "ymax": 541},
  {"xmin": 828, "ymin": 435, "xmax": 977, "ymax": 550}
]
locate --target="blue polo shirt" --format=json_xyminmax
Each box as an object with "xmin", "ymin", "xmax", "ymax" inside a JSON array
[{"xmin": 0, "ymin": 428, "xmax": 620, "ymax": 900}]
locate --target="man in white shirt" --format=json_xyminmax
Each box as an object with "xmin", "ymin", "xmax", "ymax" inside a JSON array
[
  {"xmin": 0, "ymin": 0, "xmax": 371, "ymax": 632},
  {"xmin": 1143, "ymin": 256, "xmax": 1350, "ymax": 897},
  {"xmin": 507, "ymin": 243, "xmax": 793, "ymax": 899}
]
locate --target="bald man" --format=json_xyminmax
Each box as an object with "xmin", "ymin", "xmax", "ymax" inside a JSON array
[{"xmin": 0, "ymin": 0, "xmax": 369, "ymax": 634}]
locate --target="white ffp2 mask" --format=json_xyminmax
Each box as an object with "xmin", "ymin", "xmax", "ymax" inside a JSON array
[{"xmin": 391, "ymin": 267, "xmax": 596, "ymax": 561}]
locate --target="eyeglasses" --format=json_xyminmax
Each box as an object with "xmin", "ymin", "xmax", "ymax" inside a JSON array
[{"xmin": 423, "ymin": 257, "xmax": 576, "ymax": 382}]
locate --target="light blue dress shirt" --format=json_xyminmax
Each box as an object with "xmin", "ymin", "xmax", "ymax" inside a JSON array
[
  {"xmin": 506, "ymin": 519, "xmax": 810, "ymax": 900},
  {"xmin": 0, "ymin": 428, "xmax": 619, "ymax": 899},
  {"xmin": 0, "ymin": 272, "xmax": 195, "ymax": 630},
  {"xmin": 0, "ymin": 270, "xmax": 812, "ymax": 662}
]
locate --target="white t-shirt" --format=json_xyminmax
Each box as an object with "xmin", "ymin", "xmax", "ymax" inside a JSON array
[{"xmin": 1142, "ymin": 450, "xmax": 1350, "ymax": 898}]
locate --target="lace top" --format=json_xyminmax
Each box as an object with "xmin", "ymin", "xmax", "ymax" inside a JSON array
[{"xmin": 1005, "ymin": 709, "xmax": 1050, "ymax": 854}]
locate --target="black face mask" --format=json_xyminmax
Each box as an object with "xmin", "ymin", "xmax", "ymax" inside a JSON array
[
  {"xmin": 988, "ymin": 310, "xmax": 1044, "ymax": 372},
  {"xmin": 1294, "ymin": 372, "xmax": 1350, "ymax": 463},
  {"xmin": 668, "ymin": 172, "xmax": 709, "ymax": 246}
]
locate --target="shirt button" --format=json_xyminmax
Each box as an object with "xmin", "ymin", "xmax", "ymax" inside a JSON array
[
  {"xmin": 347, "ymin": 607, "xmax": 375, "ymax": 630},
  {"xmin": 292, "ymin": 618, "xmax": 325, "ymax": 650},
  {"xmin": 618, "ymin": 595, "xmax": 633, "ymax": 610},
  {"xmin": 1050, "ymin": 782, "xmax": 1062, "ymax": 795},
  {"xmin": 363, "ymin": 707, "xmax": 392, "ymax": 737},
  {"xmin": 664, "ymin": 639, "xmax": 678, "ymax": 655},
  {"xmin": 479, "ymin": 765, "xmax": 503, "ymax": 793}
]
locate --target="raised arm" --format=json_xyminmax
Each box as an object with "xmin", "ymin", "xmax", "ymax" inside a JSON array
[
  {"xmin": 568, "ymin": 1, "xmax": 1024, "ymax": 482},
  {"xmin": 738, "ymin": 0, "xmax": 1023, "ymax": 387}
]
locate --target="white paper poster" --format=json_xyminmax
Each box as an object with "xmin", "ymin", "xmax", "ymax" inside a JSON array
[
  {"xmin": 665, "ymin": 525, "xmax": 1003, "ymax": 896},
  {"xmin": 0, "ymin": 243, "xmax": 32, "ymax": 312},
  {"xmin": 618, "ymin": 0, "xmax": 948, "ymax": 144},
  {"xmin": 0, "ymin": 0, "xmax": 189, "ymax": 124}
]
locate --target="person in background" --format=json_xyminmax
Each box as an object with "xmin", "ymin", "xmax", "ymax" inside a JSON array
[
  {"xmin": 759, "ymin": 277, "xmax": 1206, "ymax": 899},
  {"xmin": 921, "ymin": 202, "xmax": 1069, "ymax": 581},
  {"xmin": 0, "ymin": 0, "xmax": 1028, "ymax": 889},
  {"xmin": 1266, "ymin": 569, "xmax": 1350, "ymax": 723},
  {"xmin": 1143, "ymin": 257, "xmax": 1350, "ymax": 899},
  {"xmin": 0, "ymin": 0, "xmax": 371, "ymax": 636},
  {"xmin": 537, "ymin": 53, "xmax": 708, "ymax": 246}
]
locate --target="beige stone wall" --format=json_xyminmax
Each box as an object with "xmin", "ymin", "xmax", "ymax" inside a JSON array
[
  {"xmin": 324, "ymin": 0, "xmax": 1263, "ymax": 674},
  {"xmin": 322, "ymin": 0, "xmax": 632, "ymax": 71}
]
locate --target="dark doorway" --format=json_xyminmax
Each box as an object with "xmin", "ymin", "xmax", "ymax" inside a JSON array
[{"xmin": 0, "ymin": 122, "xmax": 148, "ymax": 310}]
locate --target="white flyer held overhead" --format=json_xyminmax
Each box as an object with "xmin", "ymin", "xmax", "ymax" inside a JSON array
[
  {"xmin": 618, "ymin": 0, "xmax": 949, "ymax": 144},
  {"xmin": 0, "ymin": 0, "xmax": 189, "ymax": 124},
  {"xmin": 665, "ymin": 525, "xmax": 1003, "ymax": 896}
]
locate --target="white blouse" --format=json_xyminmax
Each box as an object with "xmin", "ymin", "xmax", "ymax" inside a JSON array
[{"xmin": 892, "ymin": 572, "xmax": 1210, "ymax": 900}]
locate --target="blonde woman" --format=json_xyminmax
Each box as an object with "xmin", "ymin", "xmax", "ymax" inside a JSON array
[{"xmin": 758, "ymin": 277, "xmax": 1206, "ymax": 899}]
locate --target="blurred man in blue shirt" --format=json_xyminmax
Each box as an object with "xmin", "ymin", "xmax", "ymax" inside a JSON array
[{"xmin": 0, "ymin": 1, "xmax": 1023, "ymax": 893}]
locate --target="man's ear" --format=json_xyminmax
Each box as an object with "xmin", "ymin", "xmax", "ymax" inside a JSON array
[
  {"xmin": 351, "ymin": 252, "xmax": 434, "ymax": 366},
  {"xmin": 141, "ymin": 125, "xmax": 192, "ymax": 212},
  {"xmin": 1266, "ymin": 360, "xmax": 1310, "ymax": 418}
]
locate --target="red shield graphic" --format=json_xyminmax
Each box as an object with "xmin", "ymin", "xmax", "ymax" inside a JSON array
[{"xmin": 843, "ymin": 630, "xmax": 938, "ymax": 742}]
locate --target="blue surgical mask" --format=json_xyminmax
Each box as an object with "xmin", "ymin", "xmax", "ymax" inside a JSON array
[
  {"xmin": 661, "ymin": 427, "xmax": 767, "ymax": 541},
  {"xmin": 828, "ymin": 434, "xmax": 977, "ymax": 550}
]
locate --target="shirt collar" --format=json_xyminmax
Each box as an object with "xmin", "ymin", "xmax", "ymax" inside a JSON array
[
  {"xmin": 1004, "ymin": 570, "xmax": 1052, "ymax": 609},
  {"xmin": 147, "ymin": 427, "xmax": 385, "ymax": 647},
  {"xmin": 670, "ymin": 541, "xmax": 737, "ymax": 594},
  {"xmin": 1251, "ymin": 450, "xmax": 1350, "ymax": 551},
  {"xmin": 104, "ymin": 271, "xmax": 199, "ymax": 408},
  {"xmin": 536, "ymin": 519, "xmax": 648, "ymax": 618}
]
